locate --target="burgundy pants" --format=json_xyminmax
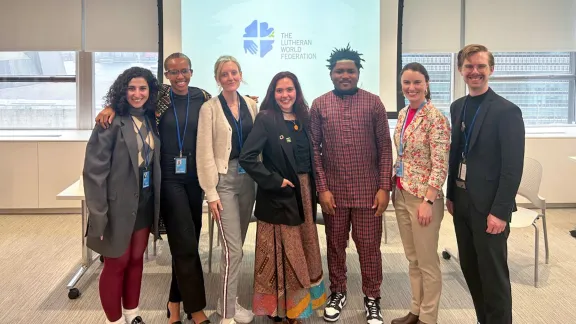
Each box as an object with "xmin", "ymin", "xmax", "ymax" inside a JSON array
[
  {"xmin": 100, "ymin": 227, "xmax": 150, "ymax": 322},
  {"xmin": 324, "ymin": 208, "xmax": 383, "ymax": 298}
]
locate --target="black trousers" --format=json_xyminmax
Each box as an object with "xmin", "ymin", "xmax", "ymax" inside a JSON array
[
  {"xmin": 453, "ymin": 187, "xmax": 512, "ymax": 324},
  {"xmin": 161, "ymin": 174, "xmax": 205, "ymax": 314}
]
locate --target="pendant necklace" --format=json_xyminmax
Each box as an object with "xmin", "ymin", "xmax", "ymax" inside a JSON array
[
  {"xmin": 290, "ymin": 120, "xmax": 299, "ymax": 131},
  {"xmin": 282, "ymin": 110, "xmax": 299, "ymax": 131}
]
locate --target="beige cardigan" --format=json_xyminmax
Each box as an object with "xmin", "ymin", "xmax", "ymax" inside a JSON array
[{"xmin": 196, "ymin": 95, "xmax": 258, "ymax": 202}]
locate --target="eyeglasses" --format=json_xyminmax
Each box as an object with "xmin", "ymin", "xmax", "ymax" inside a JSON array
[{"xmin": 165, "ymin": 68, "xmax": 192, "ymax": 76}]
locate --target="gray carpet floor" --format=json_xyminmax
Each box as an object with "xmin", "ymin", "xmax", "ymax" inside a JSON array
[{"xmin": 1, "ymin": 208, "xmax": 575, "ymax": 324}]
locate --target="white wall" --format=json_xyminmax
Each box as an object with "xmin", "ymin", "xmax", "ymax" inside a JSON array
[
  {"xmin": 0, "ymin": 129, "xmax": 574, "ymax": 213},
  {"xmin": 524, "ymin": 136, "xmax": 576, "ymax": 204}
]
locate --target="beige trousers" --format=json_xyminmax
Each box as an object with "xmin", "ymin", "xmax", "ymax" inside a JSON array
[{"xmin": 393, "ymin": 188, "xmax": 444, "ymax": 324}]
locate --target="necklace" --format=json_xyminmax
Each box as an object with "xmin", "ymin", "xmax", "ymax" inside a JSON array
[{"xmin": 287, "ymin": 119, "xmax": 299, "ymax": 131}]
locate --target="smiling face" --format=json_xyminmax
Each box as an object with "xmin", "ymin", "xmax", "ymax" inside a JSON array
[
  {"xmin": 459, "ymin": 51, "xmax": 494, "ymax": 96},
  {"xmin": 274, "ymin": 77, "xmax": 296, "ymax": 112},
  {"xmin": 164, "ymin": 57, "xmax": 192, "ymax": 95},
  {"xmin": 216, "ymin": 61, "xmax": 242, "ymax": 93},
  {"xmin": 401, "ymin": 69, "xmax": 428, "ymax": 107},
  {"xmin": 330, "ymin": 60, "xmax": 359, "ymax": 92},
  {"xmin": 126, "ymin": 77, "xmax": 149, "ymax": 108}
]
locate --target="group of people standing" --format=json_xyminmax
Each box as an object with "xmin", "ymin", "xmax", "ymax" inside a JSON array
[{"xmin": 82, "ymin": 42, "xmax": 524, "ymax": 324}]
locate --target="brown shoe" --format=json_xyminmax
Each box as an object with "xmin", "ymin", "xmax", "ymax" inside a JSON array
[{"xmin": 391, "ymin": 312, "xmax": 419, "ymax": 324}]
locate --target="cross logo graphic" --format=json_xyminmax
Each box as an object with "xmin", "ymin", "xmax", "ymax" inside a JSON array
[{"xmin": 243, "ymin": 19, "xmax": 275, "ymax": 58}]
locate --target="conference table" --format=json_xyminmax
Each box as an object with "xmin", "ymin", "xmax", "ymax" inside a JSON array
[
  {"xmin": 56, "ymin": 177, "xmax": 94, "ymax": 300},
  {"xmin": 57, "ymin": 177, "xmax": 158, "ymax": 300}
]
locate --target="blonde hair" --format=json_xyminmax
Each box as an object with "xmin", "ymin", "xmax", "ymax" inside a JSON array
[
  {"xmin": 214, "ymin": 55, "xmax": 243, "ymax": 87},
  {"xmin": 458, "ymin": 44, "xmax": 495, "ymax": 69}
]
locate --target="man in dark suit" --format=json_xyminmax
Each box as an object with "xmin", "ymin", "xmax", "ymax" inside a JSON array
[{"xmin": 446, "ymin": 44, "xmax": 525, "ymax": 324}]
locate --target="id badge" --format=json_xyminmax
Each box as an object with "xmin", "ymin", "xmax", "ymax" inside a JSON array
[
  {"xmin": 175, "ymin": 157, "xmax": 187, "ymax": 174},
  {"xmin": 396, "ymin": 161, "xmax": 404, "ymax": 177},
  {"xmin": 142, "ymin": 170, "xmax": 150, "ymax": 188},
  {"xmin": 237, "ymin": 162, "xmax": 246, "ymax": 175},
  {"xmin": 458, "ymin": 162, "xmax": 467, "ymax": 181}
]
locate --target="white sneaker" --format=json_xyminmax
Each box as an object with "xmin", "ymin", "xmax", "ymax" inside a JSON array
[
  {"xmin": 217, "ymin": 298, "xmax": 254, "ymax": 323},
  {"xmin": 219, "ymin": 319, "xmax": 237, "ymax": 324}
]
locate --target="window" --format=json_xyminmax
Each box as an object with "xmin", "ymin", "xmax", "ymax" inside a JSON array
[
  {"xmin": 94, "ymin": 52, "xmax": 159, "ymax": 117},
  {"xmin": 401, "ymin": 53, "xmax": 453, "ymax": 116},
  {"xmin": 0, "ymin": 51, "xmax": 76, "ymax": 129},
  {"xmin": 491, "ymin": 52, "xmax": 575, "ymax": 126}
]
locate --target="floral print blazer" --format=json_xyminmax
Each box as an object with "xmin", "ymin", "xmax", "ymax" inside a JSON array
[{"xmin": 393, "ymin": 101, "xmax": 451, "ymax": 199}]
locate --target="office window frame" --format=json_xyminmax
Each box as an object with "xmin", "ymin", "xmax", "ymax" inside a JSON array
[
  {"xmin": 400, "ymin": 53, "xmax": 455, "ymax": 117},
  {"xmin": 0, "ymin": 51, "xmax": 78, "ymax": 130},
  {"xmin": 488, "ymin": 52, "xmax": 576, "ymax": 126}
]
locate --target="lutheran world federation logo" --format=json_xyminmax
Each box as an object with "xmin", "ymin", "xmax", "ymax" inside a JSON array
[{"xmin": 243, "ymin": 19, "xmax": 275, "ymax": 58}]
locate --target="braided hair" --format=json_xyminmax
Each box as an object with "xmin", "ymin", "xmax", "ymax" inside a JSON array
[{"xmin": 326, "ymin": 43, "xmax": 365, "ymax": 71}]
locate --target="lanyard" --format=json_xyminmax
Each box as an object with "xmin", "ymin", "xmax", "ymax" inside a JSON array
[
  {"xmin": 131, "ymin": 116, "xmax": 151, "ymax": 169},
  {"xmin": 170, "ymin": 89, "xmax": 190, "ymax": 157},
  {"xmin": 229, "ymin": 105, "xmax": 243, "ymax": 149},
  {"xmin": 398, "ymin": 101, "xmax": 426, "ymax": 157},
  {"xmin": 460, "ymin": 99, "xmax": 482, "ymax": 159}
]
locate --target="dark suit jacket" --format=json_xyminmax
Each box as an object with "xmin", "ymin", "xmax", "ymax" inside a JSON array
[
  {"xmin": 446, "ymin": 88, "xmax": 525, "ymax": 221},
  {"xmin": 239, "ymin": 109, "xmax": 317, "ymax": 226},
  {"xmin": 83, "ymin": 114, "xmax": 161, "ymax": 258}
]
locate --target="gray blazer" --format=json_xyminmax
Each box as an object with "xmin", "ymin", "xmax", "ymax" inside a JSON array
[{"xmin": 83, "ymin": 115, "xmax": 161, "ymax": 258}]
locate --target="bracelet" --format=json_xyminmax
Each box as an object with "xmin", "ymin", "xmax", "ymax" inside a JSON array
[{"xmin": 424, "ymin": 197, "xmax": 434, "ymax": 205}]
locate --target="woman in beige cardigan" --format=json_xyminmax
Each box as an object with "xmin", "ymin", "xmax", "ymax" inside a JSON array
[{"xmin": 196, "ymin": 55, "xmax": 258, "ymax": 324}]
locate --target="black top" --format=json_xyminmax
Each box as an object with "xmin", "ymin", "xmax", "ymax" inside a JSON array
[
  {"xmin": 284, "ymin": 120, "xmax": 311, "ymax": 174},
  {"xmin": 159, "ymin": 87, "xmax": 205, "ymax": 176},
  {"xmin": 218, "ymin": 93, "xmax": 254, "ymax": 160},
  {"xmin": 134, "ymin": 165, "xmax": 154, "ymax": 231},
  {"xmin": 457, "ymin": 90, "xmax": 489, "ymax": 161}
]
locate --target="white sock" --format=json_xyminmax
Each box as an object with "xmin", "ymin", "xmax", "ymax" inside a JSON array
[
  {"xmin": 122, "ymin": 307, "xmax": 139, "ymax": 323},
  {"xmin": 106, "ymin": 316, "xmax": 125, "ymax": 324}
]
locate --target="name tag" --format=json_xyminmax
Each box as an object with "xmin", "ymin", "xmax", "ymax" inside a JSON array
[
  {"xmin": 238, "ymin": 162, "xmax": 246, "ymax": 175},
  {"xmin": 142, "ymin": 170, "xmax": 150, "ymax": 188},
  {"xmin": 396, "ymin": 161, "xmax": 404, "ymax": 177},
  {"xmin": 458, "ymin": 161, "xmax": 467, "ymax": 181},
  {"xmin": 175, "ymin": 157, "xmax": 187, "ymax": 174}
]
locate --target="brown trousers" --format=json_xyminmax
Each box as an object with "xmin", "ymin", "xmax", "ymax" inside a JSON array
[{"xmin": 393, "ymin": 188, "xmax": 444, "ymax": 324}]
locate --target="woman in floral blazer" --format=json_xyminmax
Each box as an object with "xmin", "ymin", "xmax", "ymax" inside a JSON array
[{"xmin": 391, "ymin": 62, "xmax": 450, "ymax": 324}]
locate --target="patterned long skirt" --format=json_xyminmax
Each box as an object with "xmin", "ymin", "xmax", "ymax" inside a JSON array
[{"xmin": 252, "ymin": 173, "xmax": 326, "ymax": 319}]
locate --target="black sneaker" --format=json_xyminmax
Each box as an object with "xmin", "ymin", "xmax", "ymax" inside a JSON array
[
  {"xmin": 364, "ymin": 297, "xmax": 383, "ymax": 324},
  {"xmin": 323, "ymin": 292, "xmax": 347, "ymax": 322},
  {"xmin": 131, "ymin": 316, "xmax": 145, "ymax": 324}
]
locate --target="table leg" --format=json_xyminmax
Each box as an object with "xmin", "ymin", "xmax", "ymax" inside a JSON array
[{"xmin": 66, "ymin": 200, "xmax": 96, "ymax": 298}]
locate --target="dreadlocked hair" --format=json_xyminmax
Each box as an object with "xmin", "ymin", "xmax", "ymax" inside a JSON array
[{"xmin": 326, "ymin": 43, "xmax": 365, "ymax": 71}]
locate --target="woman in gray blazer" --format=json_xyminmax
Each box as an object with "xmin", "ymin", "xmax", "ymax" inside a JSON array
[{"xmin": 83, "ymin": 67, "xmax": 161, "ymax": 324}]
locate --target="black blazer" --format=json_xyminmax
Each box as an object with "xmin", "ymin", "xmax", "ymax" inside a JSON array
[
  {"xmin": 446, "ymin": 88, "xmax": 525, "ymax": 221},
  {"xmin": 239, "ymin": 109, "xmax": 317, "ymax": 226}
]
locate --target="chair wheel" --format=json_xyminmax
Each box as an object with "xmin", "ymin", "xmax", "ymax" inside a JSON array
[
  {"xmin": 99, "ymin": 255, "xmax": 104, "ymax": 262},
  {"xmin": 442, "ymin": 251, "xmax": 451, "ymax": 260},
  {"xmin": 68, "ymin": 288, "xmax": 81, "ymax": 299}
]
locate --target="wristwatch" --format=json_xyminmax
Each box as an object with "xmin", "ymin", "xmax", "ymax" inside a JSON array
[{"xmin": 424, "ymin": 197, "xmax": 434, "ymax": 205}]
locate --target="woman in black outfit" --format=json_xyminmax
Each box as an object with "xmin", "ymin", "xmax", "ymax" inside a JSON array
[{"xmin": 96, "ymin": 53, "xmax": 211, "ymax": 324}]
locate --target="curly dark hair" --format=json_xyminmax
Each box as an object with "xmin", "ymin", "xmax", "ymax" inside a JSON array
[
  {"xmin": 103, "ymin": 67, "xmax": 159, "ymax": 119},
  {"xmin": 260, "ymin": 71, "xmax": 310, "ymax": 129},
  {"xmin": 326, "ymin": 43, "xmax": 365, "ymax": 71}
]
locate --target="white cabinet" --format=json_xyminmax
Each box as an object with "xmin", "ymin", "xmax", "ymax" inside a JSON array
[
  {"xmin": 38, "ymin": 142, "xmax": 87, "ymax": 208},
  {"xmin": 0, "ymin": 142, "xmax": 39, "ymax": 209}
]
